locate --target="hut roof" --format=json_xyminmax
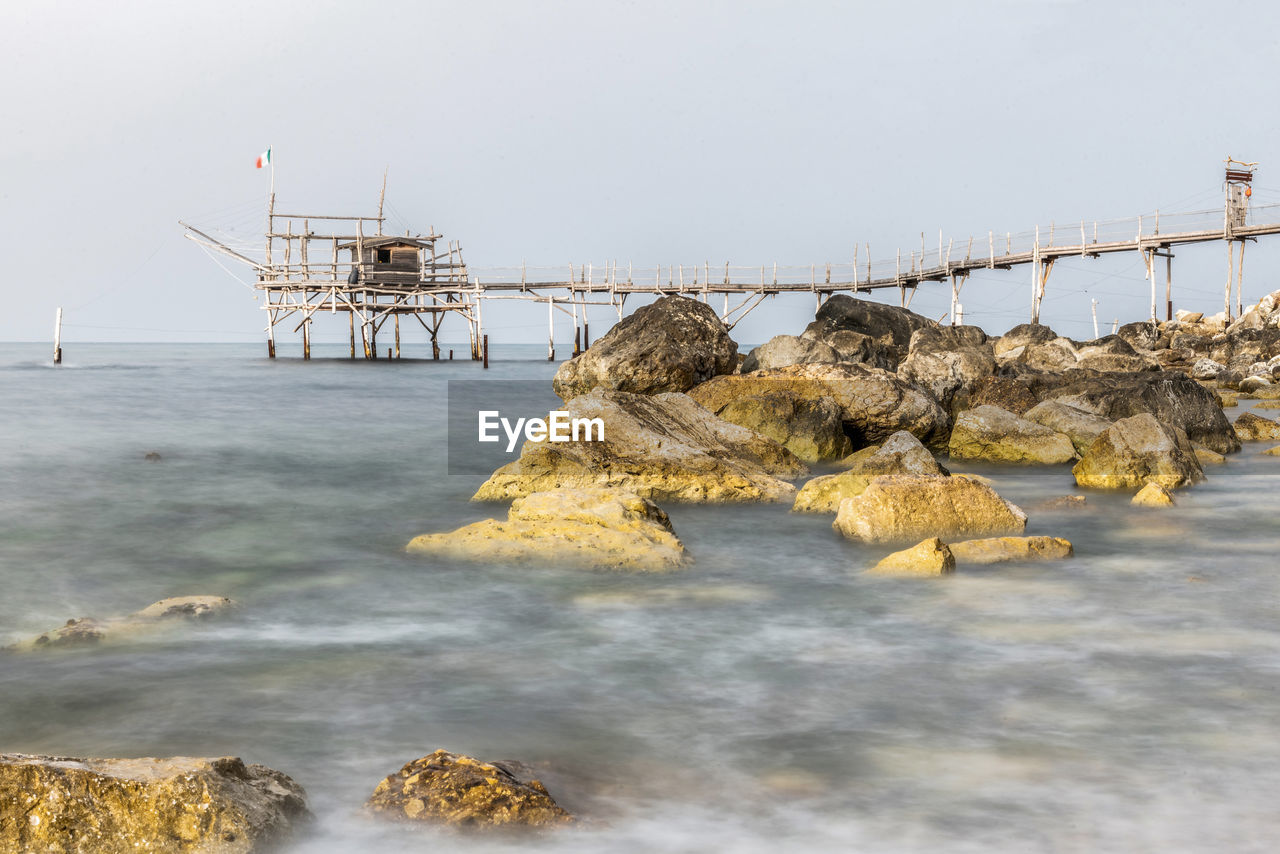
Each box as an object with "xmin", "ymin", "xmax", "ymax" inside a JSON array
[{"xmin": 337, "ymin": 236, "xmax": 434, "ymax": 250}]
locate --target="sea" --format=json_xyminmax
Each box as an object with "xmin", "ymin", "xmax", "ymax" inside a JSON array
[{"xmin": 2, "ymin": 341, "xmax": 1280, "ymax": 853}]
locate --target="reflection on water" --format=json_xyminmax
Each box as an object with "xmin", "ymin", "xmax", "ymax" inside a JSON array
[{"xmin": 2, "ymin": 343, "xmax": 1280, "ymax": 853}]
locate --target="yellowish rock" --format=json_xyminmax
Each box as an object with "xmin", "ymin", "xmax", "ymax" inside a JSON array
[
  {"xmin": 408, "ymin": 488, "xmax": 687, "ymax": 571},
  {"xmin": 1132, "ymin": 481, "xmax": 1176, "ymax": 507},
  {"xmin": 1218, "ymin": 392, "xmax": 1239, "ymax": 408},
  {"xmin": 1072, "ymin": 413, "xmax": 1204, "ymax": 490},
  {"xmin": 867, "ymin": 538, "xmax": 955, "ymax": 577},
  {"xmin": 948, "ymin": 536, "xmax": 1074, "ymax": 565},
  {"xmin": 949, "ymin": 405, "xmax": 1078, "ymax": 465},
  {"xmin": 1250, "ymin": 400, "xmax": 1280, "ymax": 409},
  {"xmin": 1262, "ymin": 445, "xmax": 1280, "ymax": 457},
  {"xmin": 10, "ymin": 596, "xmax": 237, "ymax": 652},
  {"xmin": 833, "ymin": 474, "xmax": 1027, "ymax": 544},
  {"xmin": 1193, "ymin": 446, "xmax": 1227, "ymax": 466},
  {"xmin": 793, "ymin": 431, "xmax": 944, "ymax": 513},
  {"xmin": 1233, "ymin": 411, "xmax": 1280, "ymax": 441},
  {"xmin": 1033, "ymin": 495, "xmax": 1087, "ymax": 511}
]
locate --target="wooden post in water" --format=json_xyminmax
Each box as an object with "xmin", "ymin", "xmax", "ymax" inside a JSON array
[
  {"xmin": 302, "ymin": 317, "xmax": 311, "ymax": 360},
  {"xmin": 584, "ymin": 323, "xmax": 590, "ymax": 349},
  {"xmin": 53, "ymin": 307, "xmax": 63, "ymax": 365},
  {"xmin": 394, "ymin": 314, "xmax": 401, "ymax": 360},
  {"xmin": 483, "ymin": 334, "xmax": 489, "ymax": 369},
  {"xmin": 349, "ymin": 313, "xmax": 356, "ymax": 358}
]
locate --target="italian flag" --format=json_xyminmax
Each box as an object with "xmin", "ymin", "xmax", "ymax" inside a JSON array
[{"xmin": 256, "ymin": 148, "xmax": 271, "ymax": 169}]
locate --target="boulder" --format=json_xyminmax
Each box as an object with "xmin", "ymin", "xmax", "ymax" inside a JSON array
[
  {"xmin": 713, "ymin": 389, "xmax": 851, "ymax": 463},
  {"xmin": 1044, "ymin": 370, "xmax": 1240, "ymax": 454},
  {"xmin": 1072, "ymin": 413, "xmax": 1205, "ymax": 490},
  {"xmin": 1239, "ymin": 376, "xmax": 1273, "ymax": 394},
  {"xmin": 1226, "ymin": 289, "xmax": 1280, "ymax": 335},
  {"xmin": 1193, "ymin": 446, "xmax": 1227, "ymax": 466},
  {"xmin": 473, "ymin": 390, "xmax": 805, "ymax": 504},
  {"xmin": 552, "ymin": 295, "xmax": 736, "ymax": 400},
  {"xmin": 10, "ymin": 596, "xmax": 236, "ymax": 652},
  {"xmin": 1116, "ymin": 321, "xmax": 1160, "ymax": 351},
  {"xmin": 1131, "ymin": 482, "xmax": 1176, "ymax": 507},
  {"xmin": 1074, "ymin": 352, "xmax": 1158, "ymax": 373},
  {"xmin": 1006, "ymin": 337, "xmax": 1080, "ymax": 372},
  {"xmin": 965, "ymin": 375, "xmax": 1039, "ymax": 415},
  {"xmin": 689, "ymin": 362, "xmax": 951, "ymax": 451},
  {"xmin": 948, "ymin": 405, "xmax": 1077, "ymax": 465},
  {"xmin": 1175, "ymin": 310, "xmax": 1204, "ymax": 324},
  {"xmin": 1233, "ymin": 411, "xmax": 1280, "ymax": 441},
  {"xmin": 408, "ymin": 488, "xmax": 687, "ymax": 571},
  {"xmin": 1191, "ymin": 358, "xmax": 1226, "ymax": 380},
  {"xmin": 1023, "ymin": 400, "xmax": 1114, "ymax": 455},
  {"xmin": 1074, "ymin": 334, "xmax": 1138, "ymax": 357},
  {"xmin": 897, "ymin": 326, "xmax": 996, "ymax": 412},
  {"xmin": 993, "ymin": 323, "xmax": 1059, "ymax": 358},
  {"xmin": 800, "ymin": 295, "xmax": 936, "ymax": 368},
  {"xmin": 948, "ymin": 536, "xmax": 1074, "ymax": 565},
  {"xmin": 793, "ymin": 431, "xmax": 945, "ymax": 513},
  {"xmin": 0, "ymin": 754, "xmax": 308, "ymax": 853},
  {"xmin": 367, "ymin": 750, "xmax": 574, "ymax": 830},
  {"xmin": 1262, "ymin": 445, "xmax": 1280, "ymax": 457},
  {"xmin": 867, "ymin": 538, "xmax": 955, "ymax": 577},
  {"xmin": 832, "ymin": 474, "xmax": 1027, "ymax": 544},
  {"xmin": 740, "ymin": 334, "xmax": 841, "ymax": 373},
  {"xmin": 803, "ymin": 329, "xmax": 897, "ymax": 369}
]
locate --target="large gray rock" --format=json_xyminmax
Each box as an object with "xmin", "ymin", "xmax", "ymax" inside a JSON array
[
  {"xmin": 897, "ymin": 326, "xmax": 996, "ymax": 412},
  {"xmin": 473, "ymin": 389, "xmax": 806, "ymax": 503},
  {"xmin": 689, "ymin": 362, "xmax": 951, "ymax": 451},
  {"xmin": 0, "ymin": 754, "xmax": 309, "ymax": 853},
  {"xmin": 1116, "ymin": 321, "xmax": 1160, "ymax": 351},
  {"xmin": 948, "ymin": 405, "xmax": 1077, "ymax": 464},
  {"xmin": 552, "ymin": 295, "xmax": 736, "ymax": 400},
  {"xmin": 832, "ymin": 474, "xmax": 1027, "ymax": 544},
  {"xmin": 965, "ymin": 374, "xmax": 1040, "ymax": 415},
  {"xmin": 993, "ymin": 323, "xmax": 1059, "ymax": 358},
  {"xmin": 801, "ymin": 295, "xmax": 937, "ymax": 369},
  {"xmin": 1023, "ymin": 399, "xmax": 1114, "ymax": 454},
  {"xmin": 1045, "ymin": 370, "xmax": 1240, "ymax": 455},
  {"xmin": 740, "ymin": 334, "xmax": 842, "ymax": 373},
  {"xmin": 1072, "ymin": 413, "xmax": 1205, "ymax": 490}
]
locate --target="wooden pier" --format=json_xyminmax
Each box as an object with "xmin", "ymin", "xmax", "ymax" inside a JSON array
[{"xmin": 182, "ymin": 159, "xmax": 1280, "ymax": 360}]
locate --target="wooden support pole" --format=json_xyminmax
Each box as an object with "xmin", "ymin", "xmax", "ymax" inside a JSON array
[
  {"xmin": 1236, "ymin": 240, "xmax": 1246, "ymax": 319},
  {"xmin": 394, "ymin": 313, "xmax": 401, "ymax": 359},
  {"xmin": 302, "ymin": 318, "xmax": 311, "ymax": 360},
  {"xmin": 349, "ymin": 312, "xmax": 356, "ymax": 358},
  {"xmin": 483, "ymin": 334, "xmax": 489, "ymax": 369},
  {"xmin": 584, "ymin": 323, "xmax": 590, "ymax": 350},
  {"xmin": 1226, "ymin": 238, "xmax": 1235, "ymax": 321},
  {"xmin": 53, "ymin": 307, "xmax": 63, "ymax": 365},
  {"xmin": 548, "ymin": 297, "xmax": 555, "ymax": 361},
  {"xmin": 1166, "ymin": 253, "xmax": 1173, "ymax": 321},
  {"xmin": 267, "ymin": 306, "xmax": 276, "ymax": 359}
]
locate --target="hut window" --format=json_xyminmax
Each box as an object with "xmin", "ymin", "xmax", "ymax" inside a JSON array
[{"xmin": 376, "ymin": 249, "xmax": 392, "ymax": 264}]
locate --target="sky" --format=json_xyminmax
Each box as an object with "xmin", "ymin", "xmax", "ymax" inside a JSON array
[{"xmin": 3, "ymin": 0, "xmax": 1280, "ymax": 348}]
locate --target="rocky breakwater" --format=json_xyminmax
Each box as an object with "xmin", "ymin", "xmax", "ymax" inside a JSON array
[
  {"xmin": 366, "ymin": 750, "xmax": 574, "ymax": 831},
  {"xmin": 833, "ymin": 474, "xmax": 1027, "ymax": 544},
  {"xmin": 552, "ymin": 295, "xmax": 737, "ymax": 399},
  {"xmin": 473, "ymin": 390, "xmax": 806, "ymax": 503},
  {"xmin": 0, "ymin": 754, "xmax": 309, "ymax": 853},
  {"xmin": 409, "ymin": 488, "xmax": 688, "ymax": 571},
  {"xmin": 1072, "ymin": 413, "xmax": 1205, "ymax": 490},
  {"xmin": 689, "ymin": 362, "xmax": 951, "ymax": 455}
]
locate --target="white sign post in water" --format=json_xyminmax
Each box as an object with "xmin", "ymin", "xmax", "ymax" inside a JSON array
[{"xmin": 53, "ymin": 307, "xmax": 63, "ymax": 365}]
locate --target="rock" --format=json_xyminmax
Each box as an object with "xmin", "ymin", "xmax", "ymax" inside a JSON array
[
  {"xmin": 1023, "ymin": 400, "xmax": 1114, "ymax": 455},
  {"xmin": 408, "ymin": 488, "xmax": 687, "ymax": 571},
  {"xmin": 866, "ymin": 538, "xmax": 955, "ymax": 577},
  {"xmin": 948, "ymin": 536, "xmax": 1074, "ymax": 565},
  {"xmin": 1226, "ymin": 289, "xmax": 1280, "ymax": 335},
  {"xmin": 1033, "ymin": 495, "xmax": 1088, "ymax": 511},
  {"xmin": 832, "ymin": 474, "xmax": 1027, "ymax": 544},
  {"xmin": 1175, "ymin": 310, "xmax": 1204, "ymax": 323},
  {"xmin": 803, "ymin": 329, "xmax": 897, "ymax": 369},
  {"xmin": 366, "ymin": 750, "xmax": 574, "ymax": 830},
  {"xmin": 1044, "ymin": 370, "xmax": 1240, "ymax": 454},
  {"xmin": 713, "ymin": 389, "xmax": 851, "ymax": 463},
  {"xmin": 689, "ymin": 362, "xmax": 950, "ymax": 451},
  {"xmin": 1217, "ymin": 391, "xmax": 1239, "ymax": 407},
  {"xmin": 1262, "ymin": 445, "xmax": 1280, "ymax": 456},
  {"xmin": 1006, "ymin": 337, "xmax": 1080, "ymax": 371},
  {"xmin": 1193, "ymin": 446, "xmax": 1227, "ymax": 466},
  {"xmin": 740, "ymin": 334, "xmax": 841, "ymax": 373},
  {"xmin": 1072, "ymin": 413, "xmax": 1205, "ymax": 490},
  {"xmin": 1131, "ymin": 482, "xmax": 1176, "ymax": 507},
  {"xmin": 800, "ymin": 295, "xmax": 936, "ymax": 369},
  {"xmin": 965, "ymin": 375, "xmax": 1039, "ymax": 415},
  {"xmin": 0, "ymin": 753, "xmax": 308, "ymax": 853},
  {"xmin": 897, "ymin": 326, "xmax": 996, "ymax": 412},
  {"xmin": 12, "ymin": 596, "xmax": 236, "ymax": 651},
  {"xmin": 1238, "ymin": 375, "xmax": 1272, "ymax": 394},
  {"xmin": 1074, "ymin": 334, "xmax": 1138, "ymax": 357},
  {"xmin": 793, "ymin": 431, "xmax": 945, "ymax": 513},
  {"xmin": 1074, "ymin": 352, "xmax": 1158, "ymax": 373},
  {"xmin": 551, "ymin": 295, "xmax": 736, "ymax": 400},
  {"xmin": 473, "ymin": 390, "xmax": 805, "ymax": 504},
  {"xmin": 1233, "ymin": 411, "xmax": 1280, "ymax": 441},
  {"xmin": 948, "ymin": 405, "xmax": 1077, "ymax": 465},
  {"xmin": 1116, "ymin": 321, "xmax": 1160, "ymax": 351},
  {"xmin": 993, "ymin": 323, "xmax": 1059, "ymax": 358},
  {"xmin": 143, "ymin": 451, "xmax": 162, "ymax": 462}
]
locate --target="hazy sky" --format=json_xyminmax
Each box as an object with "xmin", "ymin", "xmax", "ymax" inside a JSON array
[{"xmin": 4, "ymin": 0, "xmax": 1280, "ymax": 347}]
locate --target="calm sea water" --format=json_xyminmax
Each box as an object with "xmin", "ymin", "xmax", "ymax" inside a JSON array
[{"xmin": 3, "ymin": 342, "xmax": 1280, "ymax": 853}]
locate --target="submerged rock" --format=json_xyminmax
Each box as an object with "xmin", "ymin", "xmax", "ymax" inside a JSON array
[
  {"xmin": 948, "ymin": 405, "xmax": 1077, "ymax": 465},
  {"xmin": 1034, "ymin": 495, "xmax": 1088, "ymax": 511},
  {"xmin": 947, "ymin": 536, "xmax": 1074, "ymax": 565},
  {"xmin": 689, "ymin": 362, "xmax": 950, "ymax": 451},
  {"xmin": 1131, "ymin": 482, "xmax": 1176, "ymax": 507},
  {"xmin": 1072, "ymin": 413, "xmax": 1204, "ymax": 490},
  {"xmin": 1233, "ymin": 411, "xmax": 1280, "ymax": 441},
  {"xmin": 473, "ymin": 390, "xmax": 805, "ymax": 504},
  {"xmin": 552, "ymin": 295, "xmax": 736, "ymax": 400},
  {"xmin": 832, "ymin": 474, "xmax": 1027, "ymax": 544},
  {"xmin": 11, "ymin": 596, "xmax": 236, "ymax": 652},
  {"xmin": 867, "ymin": 538, "xmax": 955, "ymax": 577},
  {"xmin": 1023, "ymin": 400, "xmax": 1113, "ymax": 455},
  {"xmin": 408, "ymin": 488, "xmax": 687, "ymax": 571},
  {"xmin": 366, "ymin": 750, "xmax": 574, "ymax": 830},
  {"xmin": 792, "ymin": 431, "xmax": 945, "ymax": 513},
  {"xmin": 0, "ymin": 753, "xmax": 309, "ymax": 853}
]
